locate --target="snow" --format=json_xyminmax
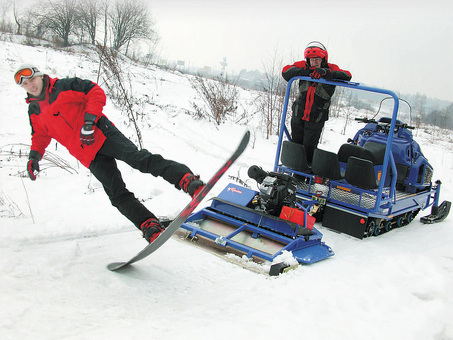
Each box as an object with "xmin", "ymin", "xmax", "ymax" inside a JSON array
[{"xmin": 1, "ymin": 37, "xmax": 453, "ymax": 340}]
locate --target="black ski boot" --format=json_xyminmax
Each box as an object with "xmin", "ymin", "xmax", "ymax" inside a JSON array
[
  {"xmin": 140, "ymin": 218, "xmax": 165, "ymax": 243},
  {"xmin": 179, "ymin": 173, "xmax": 205, "ymax": 198}
]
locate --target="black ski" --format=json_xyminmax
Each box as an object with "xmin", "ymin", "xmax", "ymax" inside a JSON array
[
  {"xmin": 107, "ymin": 130, "xmax": 250, "ymax": 271},
  {"xmin": 420, "ymin": 200, "xmax": 451, "ymax": 224}
]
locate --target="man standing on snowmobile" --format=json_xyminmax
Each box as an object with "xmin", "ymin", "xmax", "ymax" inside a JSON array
[
  {"xmin": 14, "ymin": 64, "xmax": 204, "ymax": 244},
  {"xmin": 282, "ymin": 41, "xmax": 352, "ymax": 164}
]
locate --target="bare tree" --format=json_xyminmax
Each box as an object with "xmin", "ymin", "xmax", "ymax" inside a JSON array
[
  {"xmin": 341, "ymin": 89, "xmax": 355, "ymax": 135},
  {"xmin": 75, "ymin": 0, "xmax": 100, "ymax": 44},
  {"xmin": 330, "ymin": 86, "xmax": 345, "ymax": 118},
  {"xmin": 412, "ymin": 92, "xmax": 427, "ymax": 130},
  {"xmin": 96, "ymin": 44, "xmax": 144, "ymax": 149},
  {"xmin": 37, "ymin": 0, "xmax": 78, "ymax": 46},
  {"xmin": 256, "ymin": 51, "xmax": 286, "ymax": 139},
  {"xmin": 190, "ymin": 74, "xmax": 239, "ymax": 125},
  {"xmin": 24, "ymin": 8, "xmax": 44, "ymax": 39},
  {"xmin": 1, "ymin": 0, "xmax": 13, "ymax": 32},
  {"xmin": 108, "ymin": 0, "xmax": 155, "ymax": 54},
  {"xmin": 13, "ymin": 1, "xmax": 22, "ymax": 34}
]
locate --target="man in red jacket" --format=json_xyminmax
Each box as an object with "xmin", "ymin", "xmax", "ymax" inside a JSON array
[
  {"xmin": 282, "ymin": 41, "xmax": 352, "ymax": 164},
  {"xmin": 14, "ymin": 64, "xmax": 204, "ymax": 244}
]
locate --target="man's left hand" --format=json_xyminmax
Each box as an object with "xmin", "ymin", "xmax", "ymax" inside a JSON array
[{"xmin": 310, "ymin": 68, "xmax": 331, "ymax": 79}]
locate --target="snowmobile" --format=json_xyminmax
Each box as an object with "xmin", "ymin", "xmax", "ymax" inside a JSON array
[
  {"xmin": 179, "ymin": 76, "xmax": 450, "ymax": 274},
  {"xmin": 273, "ymin": 77, "xmax": 451, "ymax": 239}
]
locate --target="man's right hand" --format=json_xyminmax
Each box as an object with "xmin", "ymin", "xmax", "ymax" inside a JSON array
[
  {"xmin": 27, "ymin": 151, "xmax": 41, "ymax": 181},
  {"xmin": 80, "ymin": 121, "xmax": 95, "ymax": 145}
]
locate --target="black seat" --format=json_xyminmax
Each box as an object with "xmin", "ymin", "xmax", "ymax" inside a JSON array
[
  {"xmin": 345, "ymin": 156, "xmax": 378, "ymax": 190},
  {"xmin": 338, "ymin": 143, "xmax": 374, "ymax": 164},
  {"xmin": 362, "ymin": 142, "xmax": 386, "ymax": 165},
  {"xmin": 338, "ymin": 142, "xmax": 386, "ymax": 166},
  {"xmin": 281, "ymin": 141, "xmax": 309, "ymax": 172},
  {"xmin": 312, "ymin": 148, "xmax": 343, "ymax": 180}
]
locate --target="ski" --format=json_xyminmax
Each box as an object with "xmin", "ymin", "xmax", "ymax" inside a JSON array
[
  {"xmin": 107, "ymin": 130, "xmax": 250, "ymax": 271},
  {"xmin": 420, "ymin": 200, "xmax": 451, "ymax": 224}
]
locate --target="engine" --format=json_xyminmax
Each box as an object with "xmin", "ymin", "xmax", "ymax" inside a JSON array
[{"xmin": 247, "ymin": 165, "xmax": 296, "ymax": 216}]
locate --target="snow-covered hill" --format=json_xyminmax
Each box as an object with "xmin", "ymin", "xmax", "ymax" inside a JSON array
[{"xmin": 1, "ymin": 37, "xmax": 452, "ymax": 340}]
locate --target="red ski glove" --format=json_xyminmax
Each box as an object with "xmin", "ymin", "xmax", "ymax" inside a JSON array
[{"xmin": 310, "ymin": 68, "xmax": 331, "ymax": 79}]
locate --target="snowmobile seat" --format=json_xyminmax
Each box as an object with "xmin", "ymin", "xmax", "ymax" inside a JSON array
[
  {"xmin": 338, "ymin": 142, "xmax": 385, "ymax": 166},
  {"xmin": 281, "ymin": 141, "xmax": 309, "ymax": 172},
  {"xmin": 345, "ymin": 156, "xmax": 378, "ymax": 190},
  {"xmin": 338, "ymin": 142, "xmax": 385, "ymax": 165},
  {"xmin": 311, "ymin": 148, "xmax": 343, "ymax": 180},
  {"xmin": 362, "ymin": 141, "xmax": 386, "ymax": 165},
  {"xmin": 338, "ymin": 143, "xmax": 374, "ymax": 164}
]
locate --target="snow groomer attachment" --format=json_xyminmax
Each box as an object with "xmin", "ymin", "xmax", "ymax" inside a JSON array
[{"xmin": 180, "ymin": 165, "xmax": 334, "ymax": 275}]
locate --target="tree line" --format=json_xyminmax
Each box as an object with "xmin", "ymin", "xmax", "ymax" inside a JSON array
[
  {"xmin": 1, "ymin": 0, "xmax": 450, "ymax": 135},
  {"xmin": 1, "ymin": 0, "xmax": 156, "ymax": 55},
  {"xmin": 421, "ymin": 103, "xmax": 453, "ymax": 130}
]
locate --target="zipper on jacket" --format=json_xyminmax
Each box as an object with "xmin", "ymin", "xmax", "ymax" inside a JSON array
[{"xmin": 53, "ymin": 112, "xmax": 73, "ymax": 129}]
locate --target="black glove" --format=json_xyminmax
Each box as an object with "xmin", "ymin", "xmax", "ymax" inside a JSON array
[
  {"xmin": 27, "ymin": 150, "xmax": 41, "ymax": 181},
  {"xmin": 310, "ymin": 68, "xmax": 331, "ymax": 79},
  {"xmin": 80, "ymin": 113, "xmax": 97, "ymax": 146}
]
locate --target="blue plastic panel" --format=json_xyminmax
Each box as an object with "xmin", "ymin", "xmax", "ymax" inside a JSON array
[{"xmin": 216, "ymin": 183, "xmax": 257, "ymax": 206}]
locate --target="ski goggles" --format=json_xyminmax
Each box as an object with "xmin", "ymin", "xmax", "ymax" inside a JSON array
[{"xmin": 14, "ymin": 67, "xmax": 40, "ymax": 85}]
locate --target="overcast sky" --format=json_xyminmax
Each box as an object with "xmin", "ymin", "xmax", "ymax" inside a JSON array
[{"xmin": 150, "ymin": 0, "xmax": 452, "ymax": 102}]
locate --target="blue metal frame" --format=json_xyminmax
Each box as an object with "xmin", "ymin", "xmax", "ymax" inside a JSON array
[
  {"xmin": 180, "ymin": 183, "xmax": 335, "ymax": 264},
  {"xmin": 273, "ymin": 76, "xmax": 438, "ymax": 220}
]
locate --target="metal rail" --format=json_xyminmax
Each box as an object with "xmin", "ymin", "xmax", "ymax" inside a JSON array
[{"xmin": 274, "ymin": 76, "xmax": 401, "ymax": 213}]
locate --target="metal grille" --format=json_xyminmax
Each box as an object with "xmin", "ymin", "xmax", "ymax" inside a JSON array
[
  {"xmin": 330, "ymin": 187, "xmax": 377, "ymax": 209},
  {"xmin": 296, "ymin": 180, "xmax": 421, "ymax": 210},
  {"xmin": 424, "ymin": 167, "xmax": 433, "ymax": 185}
]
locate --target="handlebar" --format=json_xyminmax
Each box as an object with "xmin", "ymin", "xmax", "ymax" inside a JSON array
[{"xmin": 355, "ymin": 117, "xmax": 415, "ymax": 130}]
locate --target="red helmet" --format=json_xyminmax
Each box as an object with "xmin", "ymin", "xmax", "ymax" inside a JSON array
[{"xmin": 304, "ymin": 41, "xmax": 328, "ymax": 61}]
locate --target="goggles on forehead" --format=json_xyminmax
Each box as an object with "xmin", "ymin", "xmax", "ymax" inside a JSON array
[{"xmin": 14, "ymin": 67, "xmax": 40, "ymax": 85}]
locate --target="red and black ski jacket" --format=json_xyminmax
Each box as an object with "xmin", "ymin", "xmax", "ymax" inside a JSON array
[
  {"xmin": 26, "ymin": 75, "xmax": 107, "ymax": 168},
  {"xmin": 282, "ymin": 60, "xmax": 352, "ymax": 122}
]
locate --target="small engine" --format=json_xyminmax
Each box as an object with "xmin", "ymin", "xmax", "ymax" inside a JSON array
[{"xmin": 248, "ymin": 165, "xmax": 296, "ymax": 216}]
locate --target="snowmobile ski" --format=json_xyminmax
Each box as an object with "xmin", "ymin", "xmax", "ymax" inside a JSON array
[
  {"xmin": 107, "ymin": 130, "xmax": 250, "ymax": 271},
  {"xmin": 420, "ymin": 200, "xmax": 451, "ymax": 224}
]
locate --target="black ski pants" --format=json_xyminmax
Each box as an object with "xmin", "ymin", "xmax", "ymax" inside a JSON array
[
  {"xmin": 89, "ymin": 117, "xmax": 192, "ymax": 229},
  {"xmin": 290, "ymin": 116, "xmax": 325, "ymax": 165}
]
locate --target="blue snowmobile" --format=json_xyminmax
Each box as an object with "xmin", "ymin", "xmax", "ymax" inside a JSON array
[
  {"xmin": 179, "ymin": 77, "xmax": 450, "ymax": 274},
  {"xmin": 274, "ymin": 77, "xmax": 451, "ymax": 238}
]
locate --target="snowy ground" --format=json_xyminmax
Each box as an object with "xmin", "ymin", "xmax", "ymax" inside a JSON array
[{"xmin": 1, "ymin": 37, "xmax": 452, "ymax": 340}]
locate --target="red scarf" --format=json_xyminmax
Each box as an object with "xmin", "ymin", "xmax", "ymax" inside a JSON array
[{"xmin": 302, "ymin": 83, "xmax": 317, "ymax": 121}]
